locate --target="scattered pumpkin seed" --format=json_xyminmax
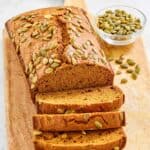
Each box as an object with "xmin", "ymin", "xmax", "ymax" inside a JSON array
[
  {"xmin": 131, "ymin": 72, "xmax": 137, "ymax": 80},
  {"xmin": 115, "ymin": 59, "xmax": 122, "ymax": 64},
  {"xmin": 127, "ymin": 59, "xmax": 135, "ymax": 66},
  {"xmin": 120, "ymin": 64, "xmax": 128, "ymax": 69},
  {"xmin": 31, "ymin": 84, "xmax": 35, "ymax": 89},
  {"xmin": 126, "ymin": 69, "xmax": 133, "ymax": 73},
  {"xmin": 135, "ymin": 65, "xmax": 140, "ymax": 74},
  {"xmin": 120, "ymin": 78, "xmax": 128, "ymax": 84},
  {"xmin": 31, "ymin": 75, "xmax": 37, "ymax": 83},
  {"xmin": 116, "ymin": 70, "xmax": 122, "ymax": 75},
  {"xmin": 94, "ymin": 121, "xmax": 103, "ymax": 129},
  {"xmin": 53, "ymin": 59, "xmax": 61, "ymax": 63},
  {"xmin": 71, "ymin": 57, "xmax": 78, "ymax": 65}
]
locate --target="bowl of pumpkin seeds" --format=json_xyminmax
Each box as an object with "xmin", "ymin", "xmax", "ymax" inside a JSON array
[{"xmin": 95, "ymin": 5, "xmax": 146, "ymax": 45}]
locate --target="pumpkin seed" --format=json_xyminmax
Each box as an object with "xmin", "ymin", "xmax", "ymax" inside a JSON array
[
  {"xmin": 44, "ymin": 14, "xmax": 52, "ymax": 19},
  {"xmin": 116, "ymin": 70, "xmax": 121, "ymax": 75},
  {"xmin": 31, "ymin": 75, "xmax": 37, "ymax": 83},
  {"xmin": 120, "ymin": 64, "xmax": 128, "ymax": 69},
  {"xmin": 113, "ymin": 146, "xmax": 120, "ymax": 150},
  {"xmin": 131, "ymin": 72, "xmax": 137, "ymax": 80},
  {"xmin": 51, "ymin": 62, "xmax": 60, "ymax": 68},
  {"xmin": 126, "ymin": 69, "xmax": 133, "ymax": 73},
  {"xmin": 83, "ymin": 114, "xmax": 90, "ymax": 122},
  {"xmin": 120, "ymin": 78, "xmax": 127, "ymax": 84},
  {"xmin": 53, "ymin": 59, "xmax": 61, "ymax": 64},
  {"xmin": 94, "ymin": 121, "xmax": 103, "ymax": 129},
  {"xmin": 71, "ymin": 57, "xmax": 78, "ymax": 65},
  {"xmin": 115, "ymin": 59, "xmax": 122, "ymax": 64},
  {"xmin": 49, "ymin": 58, "xmax": 54, "ymax": 64},
  {"xmin": 127, "ymin": 59, "xmax": 135, "ymax": 66},
  {"xmin": 65, "ymin": 109, "xmax": 76, "ymax": 114},
  {"xmin": 36, "ymin": 63, "xmax": 42, "ymax": 69},
  {"xmin": 31, "ymin": 84, "xmax": 35, "ymax": 89},
  {"xmin": 135, "ymin": 65, "xmax": 140, "ymax": 74},
  {"xmin": 45, "ymin": 67, "xmax": 53, "ymax": 74},
  {"xmin": 42, "ymin": 58, "xmax": 49, "ymax": 65}
]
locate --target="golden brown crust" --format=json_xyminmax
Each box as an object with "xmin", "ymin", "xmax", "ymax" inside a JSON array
[
  {"xmin": 36, "ymin": 86, "xmax": 124, "ymax": 114},
  {"xmin": 5, "ymin": 6, "xmax": 114, "ymax": 97},
  {"xmin": 33, "ymin": 112, "xmax": 125, "ymax": 131},
  {"xmin": 34, "ymin": 128, "xmax": 126, "ymax": 150}
]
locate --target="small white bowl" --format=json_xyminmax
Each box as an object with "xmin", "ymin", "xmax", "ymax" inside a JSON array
[{"xmin": 94, "ymin": 5, "xmax": 147, "ymax": 45}]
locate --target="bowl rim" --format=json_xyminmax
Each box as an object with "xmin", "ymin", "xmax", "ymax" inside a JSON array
[{"xmin": 95, "ymin": 5, "xmax": 147, "ymax": 37}]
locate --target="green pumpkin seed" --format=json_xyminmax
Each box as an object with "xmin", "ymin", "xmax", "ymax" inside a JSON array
[
  {"xmin": 115, "ymin": 59, "xmax": 122, "ymax": 64},
  {"xmin": 51, "ymin": 62, "xmax": 60, "ymax": 68},
  {"xmin": 116, "ymin": 70, "xmax": 121, "ymax": 75},
  {"xmin": 120, "ymin": 64, "xmax": 128, "ymax": 69},
  {"xmin": 120, "ymin": 78, "xmax": 127, "ymax": 84},
  {"xmin": 127, "ymin": 59, "xmax": 135, "ymax": 66},
  {"xmin": 135, "ymin": 65, "xmax": 140, "ymax": 74},
  {"xmin": 45, "ymin": 67, "xmax": 53, "ymax": 74},
  {"xmin": 131, "ymin": 72, "xmax": 137, "ymax": 80},
  {"xmin": 94, "ymin": 121, "xmax": 103, "ymax": 129},
  {"xmin": 42, "ymin": 58, "xmax": 49, "ymax": 65},
  {"xmin": 126, "ymin": 69, "xmax": 133, "ymax": 73},
  {"xmin": 113, "ymin": 146, "xmax": 120, "ymax": 150}
]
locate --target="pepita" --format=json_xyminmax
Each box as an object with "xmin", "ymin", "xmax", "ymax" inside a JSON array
[{"xmin": 94, "ymin": 121, "xmax": 103, "ymax": 129}]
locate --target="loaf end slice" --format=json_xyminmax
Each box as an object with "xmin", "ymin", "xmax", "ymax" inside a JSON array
[
  {"xmin": 34, "ymin": 128, "xmax": 126, "ymax": 150},
  {"xmin": 33, "ymin": 111, "xmax": 125, "ymax": 132},
  {"xmin": 36, "ymin": 86, "xmax": 124, "ymax": 114}
]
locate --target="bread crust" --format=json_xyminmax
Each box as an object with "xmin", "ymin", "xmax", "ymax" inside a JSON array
[
  {"xmin": 36, "ymin": 86, "xmax": 125, "ymax": 114},
  {"xmin": 33, "ymin": 111, "xmax": 125, "ymax": 131}
]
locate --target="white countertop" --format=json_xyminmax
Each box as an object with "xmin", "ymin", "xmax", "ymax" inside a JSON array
[{"xmin": 0, "ymin": 0, "xmax": 149, "ymax": 149}]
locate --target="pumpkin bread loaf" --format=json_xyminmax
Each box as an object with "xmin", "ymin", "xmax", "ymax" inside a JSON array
[
  {"xmin": 34, "ymin": 128, "xmax": 126, "ymax": 150},
  {"xmin": 36, "ymin": 86, "xmax": 124, "ymax": 114},
  {"xmin": 33, "ymin": 111, "xmax": 125, "ymax": 132},
  {"xmin": 6, "ymin": 6, "xmax": 114, "ymax": 97}
]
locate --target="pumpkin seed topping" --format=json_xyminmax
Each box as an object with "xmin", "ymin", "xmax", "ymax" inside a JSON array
[
  {"xmin": 113, "ymin": 146, "xmax": 120, "ymax": 150},
  {"xmin": 45, "ymin": 67, "xmax": 53, "ymax": 74},
  {"xmin": 61, "ymin": 133, "xmax": 68, "ymax": 139},
  {"xmin": 120, "ymin": 64, "xmax": 128, "ymax": 69},
  {"xmin": 44, "ymin": 14, "xmax": 52, "ymax": 19},
  {"xmin": 42, "ymin": 58, "xmax": 49, "ymax": 65},
  {"xmin": 94, "ymin": 121, "xmax": 103, "ymax": 129},
  {"xmin": 51, "ymin": 62, "xmax": 60, "ymax": 68},
  {"xmin": 115, "ymin": 59, "xmax": 122, "ymax": 64}
]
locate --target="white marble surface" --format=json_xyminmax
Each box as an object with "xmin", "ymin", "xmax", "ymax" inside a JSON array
[{"xmin": 0, "ymin": 0, "xmax": 149, "ymax": 150}]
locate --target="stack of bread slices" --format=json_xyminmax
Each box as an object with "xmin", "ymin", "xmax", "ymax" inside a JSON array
[{"xmin": 6, "ymin": 6, "xmax": 126, "ymax": 150}]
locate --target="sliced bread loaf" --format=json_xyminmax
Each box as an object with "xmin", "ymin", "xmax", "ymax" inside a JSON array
[
  {"xmin": 36, "ymin": 86, "xmax": 124, "ymax": 114},
  {"xmin": 6, "ymin": 6, "xmax": 114, "ymax": 97},
  {"xmin": 33, "ymin": 111, "xmax": 125, "ymax": 132},
  {"xmin": 34, "ymin": 128, "xmax": 126, "ymax": 150}
]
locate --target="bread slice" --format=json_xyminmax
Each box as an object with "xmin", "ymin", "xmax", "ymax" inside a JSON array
[
  {"xmin": 34, "ymin": 128, "xmax": 126, "ymax": 150},
  {"xmin": 33, "ymin": 111, "xmax": 125, "ymax": 132},
  {"xmin": 36, "ymin": 86, "xmax": 124, "ymax": 114}
]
